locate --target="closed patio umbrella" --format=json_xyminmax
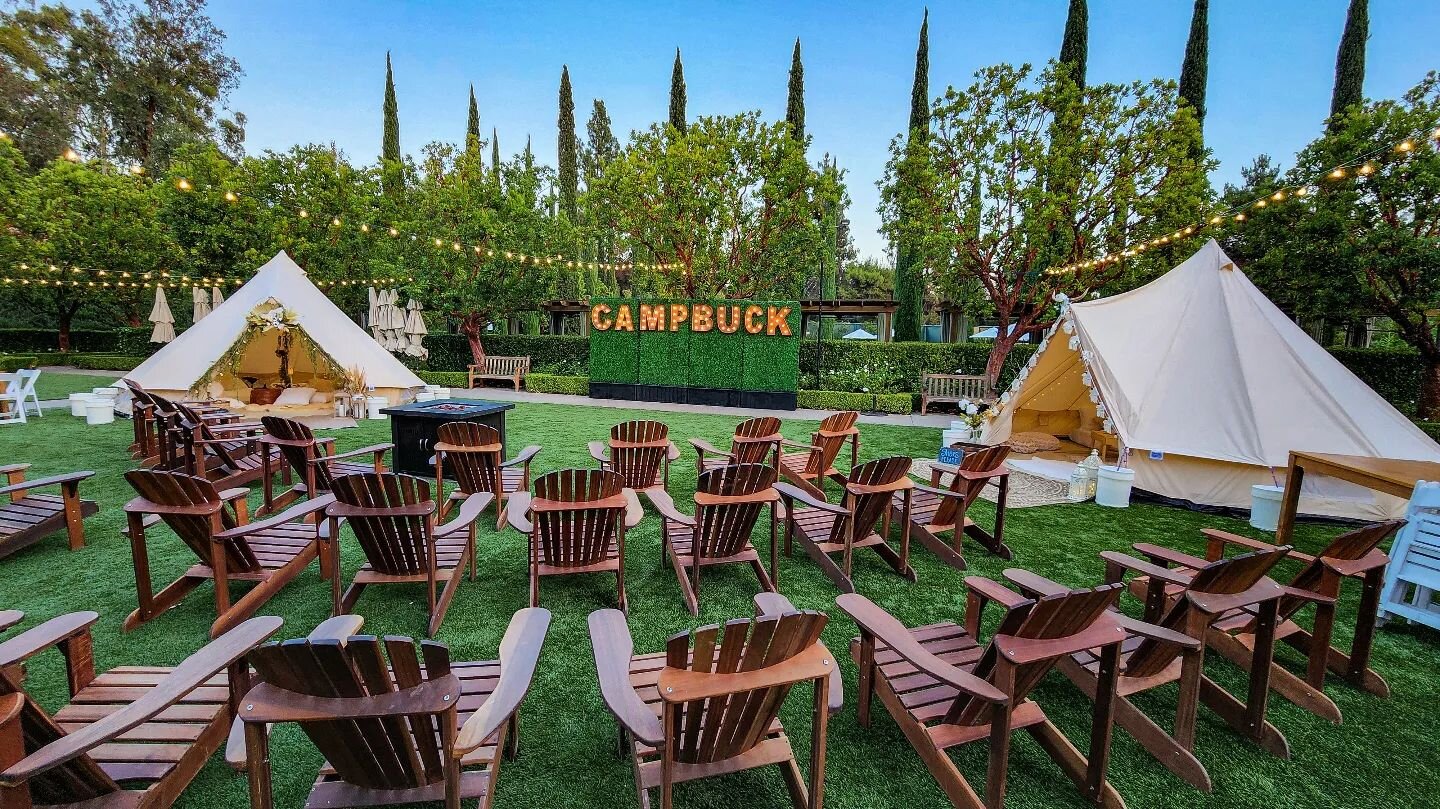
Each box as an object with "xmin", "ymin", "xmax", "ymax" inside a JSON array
[
  {"xmin": 367, "ymin": 286, "xmax": 381, "ymax": 335},
  {"xmin": 403, "ymin": 298, "xmax": 428, "ymax": 359},
  {"xmin": 148, "ymin": 287, "xmax": 176, "ymax": 344},
  {"xmin": 192, "ymin": 286, "xmax": 211, "ymax": 321},
  {"xmin": 211, "ymin": 286, "xmax": 224, "ymax": 310}
]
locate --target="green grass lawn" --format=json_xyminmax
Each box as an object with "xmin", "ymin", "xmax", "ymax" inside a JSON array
[
  {"xmin": 0, "ymin": 403, "xmax": 1436, "ymax": 809},
  {"xmin": 32, "ymin": 370, "xmax": 117, "ymax": 401}
]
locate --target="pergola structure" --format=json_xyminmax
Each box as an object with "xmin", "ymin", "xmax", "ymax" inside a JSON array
[
  {"xmin": 542, "ymin": 299, "xmax": 590, "ymax": 336},
  {"xmin": 939, "ymin": 302, "xmax": 972, "ymax": 343},
  {"xmin": 799, "ymin": 299, "xmax": 898, "ymax": 342}
]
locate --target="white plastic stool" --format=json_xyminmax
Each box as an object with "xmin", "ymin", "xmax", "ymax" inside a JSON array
[
  {"xmin": 69, "ymin": 393, "xmax": 94, "ymax": 417},
  {"xmin": 85, "ymin": 399, "xmax": 115, "ymax": 425}
]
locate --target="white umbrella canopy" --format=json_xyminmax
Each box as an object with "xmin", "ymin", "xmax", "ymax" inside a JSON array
[
  {"xmin": 367, "ymin": 287, "xmax": 380, "ymax": 334},
  {"xmin": 191, "ymin": 287, "xmax": 211, "ymax": 321},
  {"xmin": 402, "ymin": 298, "xmax": 428, "ymax": 358},
  {"xmin": 211, "ymin": 286, "xmax": 224, "ymax": 309},
  {"xmin": 148, "ymin": 287, "xmax": 176, "ymax": 344}
]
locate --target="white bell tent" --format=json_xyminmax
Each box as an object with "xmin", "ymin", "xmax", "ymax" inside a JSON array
[
  {"xmin": 983, "ymin": 239, "xmax": 1440, "ymax": 520},
  {"xmin": 125, "ymin": 251, "xmax": 422, "ymax": 406}
]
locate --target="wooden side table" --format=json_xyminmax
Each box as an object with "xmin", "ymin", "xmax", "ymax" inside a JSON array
[{"xmin": 1090, "ymin": 430, "xmax": 1120, "ymax": 464}]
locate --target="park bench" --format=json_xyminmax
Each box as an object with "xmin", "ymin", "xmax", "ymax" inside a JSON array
[
  {"xmin": 919, "ymin": 373, "xmax": 993, "ymax": 414},
  {"xmin": 467, "ymin": 355, "xmax": 531, "ymax": 391}
]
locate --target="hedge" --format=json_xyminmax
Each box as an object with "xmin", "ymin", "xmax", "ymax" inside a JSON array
[
  {"xmin": 0, "ymin": 355, "xmax": 38, "ymax": 371},
  {"xmin": 0, "ymin": 327, "xmax": 154, "ymax": 356},
  {"xmin": 415, "ymin": 371, "xmax": 469, "ymax": 388},
  {"xmin": 423, "ymin": 334, "xmax": 589, "ymax": 376},
  {"xmin": 1327, "ymin": 347, "xmax": 1425, "ymax": 416},
  {"xmin": 796, "ymin": 389, "xmax": 912, "ymax": 414},
  {"xmin": 69, "ymin": 354, "xmax": 145, "ymax": 371},
  {"xmin": 526, "ymin": 373, "xmax": 589, "ymax": 396}
]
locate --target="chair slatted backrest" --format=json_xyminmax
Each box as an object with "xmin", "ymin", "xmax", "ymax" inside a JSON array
[
  {"xmin": 693, "ymin": 464, "xmax": 778, "ymax": 560},
  {"xmin": 730, "ymin": 417, "xmax": 782, "ymax": 465},
  {"xmin": 802, "ymin": 411, "xmax": 859, "ymax": 476},
  {"xmin": 1124, "ymin": 546, "xmax": 1289, "ymax": 678},
  {"xmin": 175, "ymin": 402, "xmax": 249, "ymax": 470},
  {"xmin": 247, "ymin": 635, "xmax": 452, "ymax": 791},
  {"xmin": 261, "ymin": 416, "xmax": 342, "ymax": 492},
  {"xmin": 947, "ymin": 583, "xmax": 1122, "ymax": 726},
  {"xmin": 661, "ymin": 611, "xmax": 828, "ymax": 764},
  {"xmin": 608, "ymin": 421, "xmax": 670, "ymax": 489},
  {"xmin": 436, "ymin": 422, "xmax": 504, "ymax": 496},
  {"xmin": 0, "ymin": 673, "xmax": 119, "ymax": 803},
  {"xmin": 827, "ymin": 456, "xmax": 912, "ymax": 545},
  {"xmin": 532, "ymin": 469, "xmax": 627, "ymax": 568},
  {"xmin": 329, "ymin": 473, "xmax": 436, "ymax": 576},
  {"xmin": 1279, "ymin": 521, "xmax": 1402, "ymax": 618},
  {"xmin": 125, "ymin": 469, "xmax": 260, "ymax": 573},
  {"xmin": 931, "ymin": 445, "xmax": 1011, "ymax": 527}
]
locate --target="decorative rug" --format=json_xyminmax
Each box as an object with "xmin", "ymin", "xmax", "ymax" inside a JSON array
[{"xmin": 909, "ymin": 458, "xmax": 1072, "ymax": 509}]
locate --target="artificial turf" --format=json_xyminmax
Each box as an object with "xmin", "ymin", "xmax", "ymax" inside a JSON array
[
  {"xmin": 31, "ymin": 370, "xmax": 118, "ymax": 402},
  {"xmin": 0, "ymin": 403, "xmax": 1436, "ymax": 809}
]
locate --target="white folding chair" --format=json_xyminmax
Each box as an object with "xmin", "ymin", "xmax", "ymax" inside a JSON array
[
  {"xmin": 15, "ymin": 369, "xmax": 42, "ymax": 417},
  {"xmin": 0, "ymin": 373, "xmax": 26, "ymax": 425},
  {"xmin": 1378, "ymin": 480, "xmax": 1440, "ymax": 631}
]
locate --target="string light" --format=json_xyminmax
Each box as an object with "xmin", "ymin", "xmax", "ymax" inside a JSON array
[
  {"xmin": 128, "ymin": 164, "xmax": 145, "ymax": 176},
  {"xmin": 175, "ymin": 178, "xmax": 193, "ymax": 191},
  {"xmin": 61, "ymin": 148, "xmax": 80, "ymax": 162},
  {"xmin": 224, "ymin": 191, "xmax": 238, "ymax": 203}
]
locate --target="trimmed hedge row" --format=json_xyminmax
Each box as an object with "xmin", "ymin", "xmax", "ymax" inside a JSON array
[
  {"xmin": 526, "ymin": 374, "xmax": 589, "ymax": 396},
  {"xmin": 0, "ymin": 327, "xmax": 154, "ymax": 356},
  {"xmin": 1327, "ymin": 348, "xmax": 1425, "ymax": 415},
  {"xmin": 423, "ymin": 334, "xmax": 589, "ymax": 376},
  {"xmin": 415, "ymin": 371, "xmax": 468, "ymax": 388},
  {"xmin": 796, "ymin": 389, "xmax": 912, "ymax": 414},
  {"xmin": 0, "ymin": 355, "xmax": 39, "ymax": 371}
]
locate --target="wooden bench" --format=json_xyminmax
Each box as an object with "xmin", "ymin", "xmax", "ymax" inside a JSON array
[
  {"xmin": 919, "ymin": 373, "xmax": 992, "ymax": 414},
  {"xmin": 467, "ymin": 355, "xmax": 531, "ymax": 391}
]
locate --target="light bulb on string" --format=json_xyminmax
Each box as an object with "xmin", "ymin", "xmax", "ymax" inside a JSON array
[{"xmin": 224, "ymin": 191, "xmax": 238, "ymax": 203}]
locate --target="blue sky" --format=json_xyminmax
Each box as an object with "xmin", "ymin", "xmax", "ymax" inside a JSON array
[{"xmin": 206, "ymin": 0, "xmax": 1439, "ymax": 261}]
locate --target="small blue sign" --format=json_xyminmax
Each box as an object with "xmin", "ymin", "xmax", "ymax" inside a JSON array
[
  {"xmin": 1149, "ymin": 450, "xmax": 1164, "ymax": 461},
  {"xmin": 938, "ymin": 446, "xmax": 963, "ymax": 465}
]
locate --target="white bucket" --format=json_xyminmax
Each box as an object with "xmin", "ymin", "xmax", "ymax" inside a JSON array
[
  {"xmin": 1250, "ymin": 484, "xmax": 1285, "ymax": 532},
  {"xmin": 333, "ymin": 398, "xmax": 348, "ymax": 418},
  {"xmin": 415, "ymin": 391, "xmax": 437, "ymax": 403},
  {"xmin": 1095, "ymin": 465, "xmax": 1136, "ymax": 508},
  {"xmin": 69, "ymin": 393, "xmax": 94, "ymax": 417},
  {"xmin": 430, "ymin": 388, "xmax": 452, "ymax": 399},
  {"xmin": 366, "ymin": 396, "xmax": 387, "ymax": 420},
  {"xmin": 84, "ymin": 399, "xmax": 115, "ymax": 425}
]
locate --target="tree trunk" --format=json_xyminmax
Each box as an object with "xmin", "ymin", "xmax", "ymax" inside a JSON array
[
  {"xmin": 58, "ymin": 310, "xmax": 73, "ymax": 353},
  {"xmin": 459, "ymin": 313, "xmax": 487, "ymax": 364},
  {"xmin": 985, "ymin": 331, "xmax": 1021, "ymax": 387},
  {"xmin": 1418, "ymin": 356, "xmax": 1440, "ymax": 421}
]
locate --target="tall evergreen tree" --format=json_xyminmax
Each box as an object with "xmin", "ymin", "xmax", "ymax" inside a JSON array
[
  {"xmin": 892, "ymin": 10, "xmax": 929, "ymax": 342},
  {"xmin": 785, "ymin": 39, "xmax": 805, "ymax": 142},
  {"xmin": 491, "ymin": 128, "xmax": 500, "ymax": 183},
  {"xmin": 558, "ymin": 66, "xmax": 578, "ymax": 220},
  {"xmin": 669, "ymin": 48, "xmax": 687, "ymax": 134},
  {"xmin": 466, "ymin": 84, "xmax": 480, "ymax": 147},
  {"xmin": 1329, "ymin": 0, "xmax": 1368, "ymax": 128},
  {"xmin": 381, "ymin": 51, "xmax": 401, "ymax": 196},
  {"xmin": 1178, "ymin": 0, "xmax": 1208, "ymax": 128},
  {"xmin": 1058, "ymin": 0, "xmax": 1088, "ymax": 87}
]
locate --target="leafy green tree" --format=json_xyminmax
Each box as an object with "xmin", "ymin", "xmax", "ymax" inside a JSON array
[
  {"xmin": 785, "ymin": 39, "xmax": 805, "ymax": 143},
  {"xmin": 839, "ymin": 257, "xmax": 895, "ymax": 300},
  {"xmin": 155, "ymin": 142, "xmax": 274, "ymax": 285},
  {"xmin": 1330, "ymin": 0, "xmax": 1368, "ymax": 130},
  {"xmin": 892, "ymin": 9, "xmax": 928, "ymax": 341},
  {"xmin": 557, "ymin": 66, "xmax": 578, "ymax": 221},
  {"xmin": 0, "ymin": 4, "xmax": 81, "ymax": 169},
  {"xmin": 381, "ymin": 51, "xmax": 401, "ymax": 196},
  {"xmin": 582, "ymin": 99, "xmax": 620, "ymax": 291},
  {"xmin": 1179, "ymin": 0, "xmax": 1209, "ymax": 147},
  {"xmin": 1058, "ymin": 0, "xmax": 1088, "ymax": 88},
  {"xmin": 589, "ymin": 111, "xmax": 841, "ymax": 299},
  {"xmin": 882, "ymin": 62, "xmax": 1210, "ymax": 381},
  {"xmin": 669, "ymin": 48, "xmax": 687, "ymax": 134}
]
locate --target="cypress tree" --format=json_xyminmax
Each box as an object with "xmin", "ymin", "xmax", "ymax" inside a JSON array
[
  {"xmin": 785, "ymin": 39, "xmax": 805, "ymax": 143},
  {"xmin": 1178, "ymin": 0, "xmax": 1208, "ymax": 129},
  {"xmin": 892, "ymin": 10, "xmax": 929, "ymax": 342},
  {"xmin": 491, "ymin": 128, "xmax": 500, "ymax": 184},
  {"xmin": 381, "ymin": 52, "xmax": 401, "ymax": 196},
  {"xmin": 558, "ymin": 66, "xmax": 578, "ymax": 220},
  {"xmin": 466, "ymin": 84, "xmax": 480, "ymax": 146},
  {"xmin": 669, "ymin": 48, "xmax": 687, "ymax": 134},
  {"xmin": 1058, "ymin": 0, "xmax": 1087, "ymax": 88},
  {"xmin": 1329, "ymin": 0, "xmax": 1368, "ymax": 129}
]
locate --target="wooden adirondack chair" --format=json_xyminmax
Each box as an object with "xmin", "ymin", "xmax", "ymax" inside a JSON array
[
  {"xmin": 171, "ymin": 403, "xmax": 272, "ymax": 490},
  {"xmin": 122, "ymin": 469, "xmax": 332, "ymax": 638},
  {"xmin": 124, "ymin": 387, "xmax": 224, "ymax": 470},
  {"xmin": 326, "ymin": 472, "xmax": 492, "ymax": 637},
  {"xmin": 0, "ymin": 464, "xmax": 97, "ymax": 558},
  {"xmin": 507, "ymin": 469, "xmax": 643, "ymax": 611},
  {"xmin": 589, "ymin": 420, "xmax": 680, "ymax": 495},
  {"xmin": 900, "ymin": 443, "xmax": 1012, "ymax": 570},
  {"xmin": 0, "ymin": 610, "xmax": 280, "ymax": 809},
  {"xmin": 1175, "ymin": 523, "xmax": 1400, "ymax": 721},
  {"xmin": 258, "ymin": 415, "xmax": 392, "ymax": 515},
  {"xmin": 647, "ymin": 463, "xmax": 781, "ymax": 615},
  {"xmin": 238, "ymin": 608, "xmax": 550, "ymax": 809},
  {"xmin": 837, "ymin": 582, "xmax": 1128, "ymax": 809},
  {"xmin": 690, "ymin": 416, "xmax": 783, "ymax": 474},
  {"xmin": 1007, "ymin": 544, "xmax": 1295, "ymax": 791},
  {"xmin": 432, "ymin": 421, "xmax": 540, "ymax": 529},
  {"xmin": 776, "ymin": 456, "xmax": 916, "ymax": 593},
  {"xmin": 777, "ymin": 411, "xmax": 860, "ymax": 500},
  {"xmin": 589, "ymin": 607, "xmax": 835, "ymax": 809}
]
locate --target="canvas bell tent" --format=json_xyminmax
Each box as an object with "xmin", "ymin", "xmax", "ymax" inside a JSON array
[
  {"xmin": 124, "ymin": 251, "xmax": 422, "ymax": 408},
  {"xmin": 983, "ymin": 239, "xmax": 1440, "ymax": 520}
]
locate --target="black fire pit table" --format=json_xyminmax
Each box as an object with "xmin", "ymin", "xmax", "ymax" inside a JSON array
[{"xmin": 380, "ymin": 399, "xmax": 515, "ymax": 478}]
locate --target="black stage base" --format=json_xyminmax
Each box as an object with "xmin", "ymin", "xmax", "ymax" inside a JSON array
[{"xmin": 590, "ymin": 383, "xmax": 796, "ymax": 411}]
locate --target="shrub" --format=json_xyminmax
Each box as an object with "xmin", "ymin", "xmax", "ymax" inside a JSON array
[
  {"xmin": 0, "ymin": 355, "xmax": 39, "ymax": 371},
  {"xmin": 1328, "ymin": 347, "xmax": 1424, "ymax": 416},
  {"xmin": 415, "ymin": 371, "xmax": 468, "ymax": 388},
  {"xmin": 526, "ymin": 373, "xmax": 589, "ymax": 396},
  {"xmin": 797, "ymin": 389, "xmax": 911, "ymax": 414},
  {"xmin": 799, "ymin": 340, "xmax": 1036, "ymax": 394},
  {"xmin": 1415, "ymin": 421, "xmax": 1440, "ymax": 442},
  {"xmin": 68, "ymin": 354, "xmax": 145, "ymax": 371},
  {"xmin": 424, "ymin": 334, "xmax": 589, "ymax": 374}
]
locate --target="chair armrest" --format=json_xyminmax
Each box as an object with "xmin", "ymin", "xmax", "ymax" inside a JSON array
[
  {"xmin": 836, "ymin": 594, "xmax": 1007, "ymax": 705},
  {"xmin": 644, "ymin": 489, "xmax": 693, "ymax": 526},
  {"xmin": 318, "ymin": 443, "xmax": 393, "ymax": 463},
  {"xmin": 587, "ymin": 441, "xmax": 609, "ymax": 464},
  {"xmin": 1132, "ymin": 543, "xmax": 1210, "ymax": 571},
  {"xmin": 307, "ymin": 615, "xmax": 366, "ymax": 641},
  {"xmin": 1112, "ymin": 613, "xmax": 1202, "ymax": 650},
  {"xmin": 779, "ymin": 438, "xmax": 821, "ymax": 453},
  {"xmin": 1, "ymin": 616, "xmax": 283, "ymax": 783},
  {"xmin": 774, "ymin": 482, "xmax": 847, "ymax": 515},
  {"xmin": 1325, "ymin": 549, "xmax": 1388, "ymax": 577},
  {"xmin": 912, "ymin": 481, "xmax": 962, "ymax": 500},
  {"xmin": 1100, "ymin": 551, "xmax": 1195, "ymax": 587},
  {"xmin": 216, "ymin": 495, "xmax": 334, "ymax": 540},
  {"xmin": 455, "ymin": 608, "xmax": 551, "ymax": 754},
  {"xmin": 1201, "ymin": 528, "xmax": 1278, "ymax": 560},
  {"xmin": 0, "ymin": 611, "xmax": 23, "ymax": 633},
  {"xmin": 927, "ymin": 461, "xmax": 960, "ymax": 477},
  {"xmin": 957, "ymin": 468, "xmax": 1008, "ymax": 482},
  {"xmin": 622, "ymin": 489, "xmax": 644, "ymax": 529},
  {"xmin": 588, "ymin": 609, "xmax": 663, "ymax": 745},
  {"xmin": 0, "ymin": 612, "xmax": 99, "ymax": 669},
  {"xmin": 217, "ymin": 487, "xmax": 250, "ymax": 503},
  {"xmin": 434, "ymin": 492, "xmax": 494, "ymax": 538},
  {"xmin": 0, "ymin": 471, "xmax": 95, "ymax": 500},
  {"xmin": 1003, "ymin": 569, "xmax": 1071, "ymax": 598},
  {"xmin": 966, "ymin": 576, "xmax": 1031, "ymax": 610},
  {"xmin": 688, "ymin": 438, "xmax": 735, "ymax": 460},
  {"xmin": 1277, "ymin": 585, "xmax": 1337, "ymax": 607},
  {"xmin": 501, "ymin": 445, "xmax": 541, "ymax": 468},
  {"xmin": 506, "ymin": 492, "xmax": 533, "ymax": 533},
  {"xmin": 0, "ymin": 464, "xmax": 31, "ymax": 477}
]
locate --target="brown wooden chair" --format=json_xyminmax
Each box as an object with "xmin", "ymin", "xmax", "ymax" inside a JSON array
[
  {"xmin": 433, "ymin": 421, "xmax": 540, "ymax": 530},
  {"xmin": 776, "ymin": 456, "xmax": 915, "ymax": 593},
  {"xmin": 901, "ymin": 443, "xmax": 1012, "ymax": 570},
  {"xmin": 0, "ymin": 464, "xmax": 97, "ymax": 559},
  {"xmin": 589, "ymin": 420, "xmax": 680, "ymax": 496},
  {"xmin": 326, "ymin": 472, "xmax": 492, "ymax": 637},
  {"xmin": 1166, "ymin": 523, "xmax": 1400, "ymax": 722},
  {"xmin": 648, "ymin": 463, "xmax": 781, "ymax": 615},
  {"xmin": 123, "ymin": 381, "xmax": 230, "ymax": 466},
  {"xmin": 777, "ymin": 411, "xmax": 860, "ymax": 501},
  {"xmin": 257, "ymin": 415, "xmax": 392, "ymax": 515},
  {"xmin": 171, "ymin": 402, "xmax": 272, "ymax": 490},
  {"xmin": 1007, "ymin": 543, "xmax": 1294, "ymax": 792},
  {"xmin": 122, "ymin": 468, "xmax": 331, "ymax": 637},
  {"xmin": 238, "ymin": 608, "xmax": 549, "ymax": 809},
  {"xmin": 589, "ymin": 606, "xmax": 835, "ymax": 809},
  {"xmin": 507, "ymin": 469, "xmax": 643, "ymax": 612},
  {"xmin": 690, "ymin": 416, "xmax": 783, "ymax": 474},
  {"xmin": 0, "ymin": 610, "xmax": 280, "ymax": 809},
  {"xmin": 837, "ymin": 581, "xmax": 1128, "ymax": 809}
]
